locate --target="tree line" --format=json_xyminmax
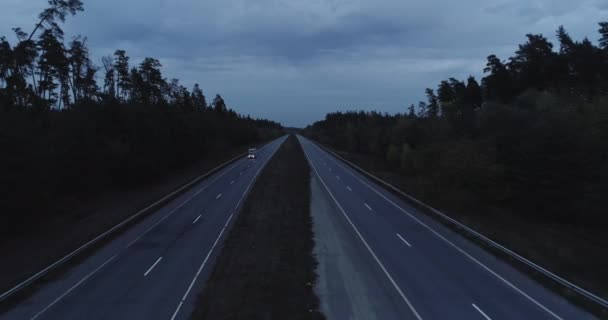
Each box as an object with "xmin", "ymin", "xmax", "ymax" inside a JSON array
[
  {"xmin": 305, "ymin": 23, "xmax": 608, "ymax": 228},
  {"xmin": 0, "ymin": 1, "xmax": 282, "ymax": 234}
]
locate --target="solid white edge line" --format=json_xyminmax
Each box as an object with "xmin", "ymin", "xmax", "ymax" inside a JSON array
[
  {"xmin": 299, "ymin": 137, "xmax": 423, "ymax": 320},
  {"xmin": 18, "ymin": 140, "xmax": 285, "ymax": 320},
  {"xmin": 169, "ymin": 213, "xmax": 234, "ymax": 320},
  {"xmin": 397, "ymin": 233, "xmax": 412, "ymax": 247},
  {"xmin": 364, "ymin": 203, "xmax": 373, "ymax": 211},
  {"xmin": 233, "ymin": 140, "xmax": 283, "ymax": 210},
  {"xmin": 27, "ymin": 156, "xmax": 244, "ymax": 318},
  {"xmin": 170, "ymin": 137, "xmax": 284, "ymax": 320},
  {"xmin": 472, "ymin": 303, "xmax": 492, "ymax": 320},
  {"xmin": 0, "ymin": 146, "xmax": 258, "ymax": 304},
  {"xmin": 144, "ymin": 257, "xmax": 163, "ymax": 277},
  {"xmin": 308, "ymin": 137, "xmax": 565, "ymax": 320},
  {"xmin": 30, "ymin": 255, "xmax": 117, "ymax": 320},
  {"xmin": 192, "ymin": 215, "xmax": 202, "ymax": 224},
  {"xmin": 28, "ymin": 157, "xmax": 243, "ymax": 318}
]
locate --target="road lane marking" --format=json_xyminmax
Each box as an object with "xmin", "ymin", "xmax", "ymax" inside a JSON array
[
  {"xmin": 336, "ymin": 175, "xmax": 341, "ymax": 180},
  {"xmin": 472, "ymin": 304, "xmax": 492, "ymax": 320},
  {"xmin": 170, "ymin": 213, "xmax": 234, "ymax": 320},
  {"xmin": 397, "ymin": 233, "xmax": 412, "ymax": 247},
  {"xmin": 171, "ymin": 138, "xmax": 284, "ymax": 320},
  {"xmin": 144, "ymin": 257, "xmax": 163, "ymax": 277},
  {"xmin": 300, "ymin": 141, "xmax": 423, "ymax": 320},
  {"xmin": 329, "ymin": 167, "xmax": 332, "ymax": 172},
  {"xmin": 347, "ymin": 186, "xmax": 352, "ymax": 191},
  {"xmin": 311, "ymin": 140, "xmax": 564, "ymax": 320},
  {"xmin": 216, "ymin": 193, "xmax": 222, "ymax": 199},
  {"xmin": 364, "ymin": 203, "xmax": 373, "ymax": 211},
  {"xmin": 126, "ymin": 161, "xmax": 243, "ymax": 248},
  {"xmin": 230, "ymin": 180, "xmax": 234, "ymax": 185},
  {"xmin": 19, "ymin": 141, "xmax": 285, "ymax": 318},
  {"xmin": 234, "ymin": 144, "xmax": 281, "ymax": 210},
  {"xmin": 31, "ymin": 255, "xmax": 117, "ymax": 320},
  {"xmin": 192, "ymin": 214, "xmax": 202, "ymax": 224}
]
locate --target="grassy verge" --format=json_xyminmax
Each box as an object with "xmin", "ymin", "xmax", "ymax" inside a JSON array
[
  {"xmin": 320, "ymin": 145, "xmax": 608, "ymax": 318},
  {"xmin": 191, "ymin": 135, "xmax": 324, "ymax": 320}
]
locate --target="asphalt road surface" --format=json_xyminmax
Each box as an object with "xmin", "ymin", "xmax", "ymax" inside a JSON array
[
  {"xmin": 298, "ymin": 135, "xmax": 596, "ymax": 320},
  {"xmin": 0, "ymin": 136, "xmax": 287, "ymax": 320}
]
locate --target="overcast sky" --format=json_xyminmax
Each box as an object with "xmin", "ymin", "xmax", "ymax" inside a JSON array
[{"xmin": 2, "ymin": 0, "xmax": 607, "ymax": 126}]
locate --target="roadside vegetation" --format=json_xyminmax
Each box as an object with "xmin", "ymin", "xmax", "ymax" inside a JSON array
[
  {"xmin": 191, "ymin": 135, "xmax": 324, "ymax": 320},
  {"xmin": 0, "ymin": 0, "xmax": 282, "ymax": 238},
  {"xmin": 304, "ymin": 23, "xmax": 608, "ymax": 301}
]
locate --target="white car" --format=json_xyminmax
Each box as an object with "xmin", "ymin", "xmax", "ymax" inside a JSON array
[{"xmin": 247, "ymin": 148, "xmax": 256, "ymax": 159}]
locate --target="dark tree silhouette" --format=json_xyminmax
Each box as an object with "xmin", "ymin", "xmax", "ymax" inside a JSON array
[
  {"xmin": 0, "ymin": 2, "xmax": 283, "ymax": 235},
  {"xmin": 192, "ymin": 83, "xmax": 207, "ymax": 109},
  {"xmin": 113, "ymin": 49, "xmax": 130, "ymax": 100},
  {"xmin": 425, "ymin": 88, "xmax": 439, "ymax": 118},
  {"xmin": 407, "ymin": 103, "xmax": 416, "ymax": 118},
  {"xmin": 599, "ymin": 22, "xmax": 608, "ymax": 50},
  {"xmin": 482, "ymin": 54, "xmax": 512, "ymax": 102},
  {"xmin": 213, "ymin": 94, "xmax": 227, "ymax": 113},
  {"xmin": 304, "ymin": 22, "xmax": 608, "ymax": 237},
  {"xmin": 28, "ymin": 0, "xmax": 84, "ymax": 41}
]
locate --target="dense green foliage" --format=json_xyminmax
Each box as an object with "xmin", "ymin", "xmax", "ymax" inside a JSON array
[
  {"xmin": 305, "ymin": 24, "xmax": 608, "ymax": 227},
  {"xmin": 0, "ymin": 1, "xmax": 282, "ymax": 233}
]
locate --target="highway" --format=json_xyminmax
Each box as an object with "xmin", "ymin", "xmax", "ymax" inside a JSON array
[
  {"xmin": 0, "ymin": 136, "xmax": 287, "ymax": 320},
  {"xmin": 298, "ymin": 135, "xmax": 596, "ymax": 320}
]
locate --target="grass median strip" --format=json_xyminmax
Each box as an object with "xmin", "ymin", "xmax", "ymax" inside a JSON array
[{"xmin": 191, "ymin": 135, "xmax": 324, "ymax": 320}]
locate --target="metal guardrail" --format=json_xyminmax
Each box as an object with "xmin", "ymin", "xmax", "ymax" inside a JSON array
[
  {"xmin": 0, "ymin": 140, "xmax": 275, "ymax": 304},
  {"xmin": 313, "ymin": 140, "xmax": 608, "ymax": 311}
]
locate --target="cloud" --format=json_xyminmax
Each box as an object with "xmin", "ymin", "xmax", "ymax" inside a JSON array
[{"xmin": 1, "ymin": 0, "xmax": 607, "ymax": 126}]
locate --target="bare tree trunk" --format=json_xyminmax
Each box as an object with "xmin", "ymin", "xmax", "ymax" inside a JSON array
[
  {"xmin": 57, "ymin": 82, "xmax": 63, "ymax": 109},
  {"xmin": 30, "ymin": 66, "xmax": 38, "ymax": 96},
  {"xmin": 27, "ymin": 11, "xmax": 54, "ymax": 41}
]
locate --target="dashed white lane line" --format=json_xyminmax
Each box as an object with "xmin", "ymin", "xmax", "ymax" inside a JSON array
[
  {"xmin": 347, "ymin": 186, "xmax": 353, "ymax": 191},
  {"xmin": 230, "ymin": 180, "xmax": 234, "ymax": 185},
  {"xmin": 28, "ymin": 142, "xmax": 281, "ymax": 320},
  {"xmin": 311, "ymin": 140, "xmax": 565, "ymax": 320},
  {"xmin": 170, "ymin": 213, "xmax": 234, "ymax": 320},
  {"xmin": 144, "ymin": 257, "xmax": 163, "ymax": 277},
  {"xmin": 364, "ymin": 203, "xmax": 373, "ymax": 211},
  {"xmin": 30, "ymin": 255, "xmax": 117, "ymax": 320},
  {"xmin": 472, "ymin": 303, "xmax": 492, "ymax": 320},
  {"xmin": 336, "ymin": 175, "xmax": 341, "ymax": 180},
  {"xmin": 301, "ymin": 144, "xmax": 423, "ymax": 320},
  {"xmin": 329, "ymin": 167, "xmax": 332, "ymax": 172},
  {"xmin": 125, "ymin": 161, "xmax": 242, "ymax": 249},
  {"xmin": 396, "ymin": 233, "xmax": 412, "ymax": 247},
  {"xmin": 192, "ymin": 214, "xmax": 202, "ymax": 224},
  {"xmin": 216, "ymin": 193, "xmax": 222, "ymax": 199},
  {"xmin": 171, "ymin": 139, "xmax": 284, "ymax": 320}
]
